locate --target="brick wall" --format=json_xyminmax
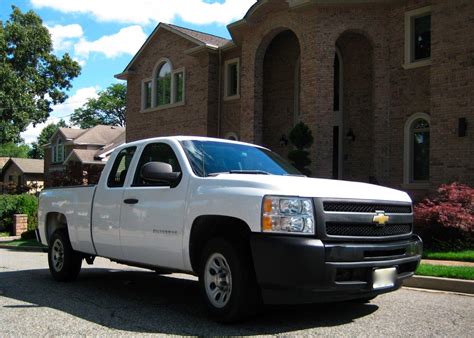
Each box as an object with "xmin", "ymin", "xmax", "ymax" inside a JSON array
[
  {"xmin": 13, "ymin": 214, "xmax": 27, "ymax": 236},
  {"xmin": 125, "ymin": 29, "xmax": 212, "ymax": 142}
]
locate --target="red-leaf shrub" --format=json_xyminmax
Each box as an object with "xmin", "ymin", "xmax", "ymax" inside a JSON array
[{"xmin": 414, "ymin": 183, "xmax": 474, "ymax": 250}]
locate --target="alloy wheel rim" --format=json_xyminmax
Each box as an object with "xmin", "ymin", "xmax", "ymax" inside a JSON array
[
  {"xmin": 204, "ymin": 253, "xmax": 232, "ymax": 308},
  {"xmin": 52, "ymin": 239, "xmax": 65, "ymax": 272}
]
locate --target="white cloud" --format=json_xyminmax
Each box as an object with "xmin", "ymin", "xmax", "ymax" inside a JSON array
[
  {"xmin": 21, "ymin": 87, "xmax": 99, "ymax": 144},
  {"xmin": 74, "ymin": 25, "xmax": 147, "ymax": 58},
  {"xmin": 31, "ymin": 0, "xmax": 256, "ymax": 26},
  {"xmin": 47, "ymin": 24, "xmax": 84, "ymax": 51}
]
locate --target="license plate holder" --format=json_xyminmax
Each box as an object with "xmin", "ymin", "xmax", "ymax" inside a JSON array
[{"xmin": 372, "ymin": 267, "xmax": 396, "ymax": 290}]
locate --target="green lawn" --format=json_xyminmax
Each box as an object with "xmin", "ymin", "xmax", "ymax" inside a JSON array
[
  {"xmin": 0, "ymin": 232, "xmax": 11, "ymax": 237},
  {"xmin": 416, "ymin": 264, "xmax": 474, "ymax": 280},
  {"xmin": 423, "ymin": 250, "xmax": 474, "ymax": 262},
  {"xmin": 1, "ymin": 239, "xmax": 45, "ymax": 248}
]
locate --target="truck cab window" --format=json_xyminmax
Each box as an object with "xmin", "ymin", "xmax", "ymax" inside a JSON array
[
  {"xmin": 133, "ymin": 143, "xmax": 182, "ymax": 186},
  {"xmin": 107, "ymin": 147, "xmax": 136, "ymax": 188}
]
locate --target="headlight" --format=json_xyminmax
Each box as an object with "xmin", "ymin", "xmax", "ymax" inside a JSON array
[{"xmin": 262, "ymin": 196, "xmax": 315, "ymax": 234}]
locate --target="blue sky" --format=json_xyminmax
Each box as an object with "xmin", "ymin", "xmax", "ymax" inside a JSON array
[{"xmin": 0, "ymin": 0, "xmax": 256, "ymax": 143}]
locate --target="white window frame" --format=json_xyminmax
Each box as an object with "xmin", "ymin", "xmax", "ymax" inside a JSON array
[
  {"xmin": 224, "ymin": 132, "xmax": 239, "ymax": 141},
  {"xmin": 403, "ymin": 6, "xmax": 432, "ymax": 69},
  {"xmin": 224, "ymin": 57, "xmax": 240, "ymax": 100},
  {"xmin": 141, "ymin": 58, "xmax": 185, "ymax": 112},
  {"xmin": 403, "ymin": 112, "xmax": 431, "ymax": 187},
  {"xmin": 52, "ymin": 138, "xmax": 65, "ymax": 163}
]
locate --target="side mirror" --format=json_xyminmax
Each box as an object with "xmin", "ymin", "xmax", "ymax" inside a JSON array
[{"xmin": 141, "ymin": 162, "xmax": 181, "ymax": 186}]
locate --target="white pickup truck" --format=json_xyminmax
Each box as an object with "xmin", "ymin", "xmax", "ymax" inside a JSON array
[{"xmin": 38, "ymin": 136, "xmax": 422, "ymax": 322}]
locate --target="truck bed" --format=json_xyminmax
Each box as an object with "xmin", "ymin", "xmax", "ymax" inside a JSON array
[{"xmin": 38, "ymin": 185, "xmax": 97, "ymax": 255}]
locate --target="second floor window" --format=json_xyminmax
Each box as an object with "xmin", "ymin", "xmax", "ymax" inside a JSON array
[
  {"xmin": 224, "ymin": 58, "xmax": 240, "ymax": 99},
  {"xmin": 142, "ymin": 59, "xmax": 185, "ymax": 111},
  {"xmin": 405, "ymin": 7, "xmax": 431, "ymax": 66},
  {"xmin": 156, "ymin": 62, "xmax": 172, "ymax": 106},
  {"xmin": 52, "ymin": 138, "xmax": 65, "ymax": 163}
]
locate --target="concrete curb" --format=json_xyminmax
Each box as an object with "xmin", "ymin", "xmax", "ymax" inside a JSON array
[
  {"xmin": 0, "ymin": 244, "xmax": 46, "ymax": 252},
  {"xmin": 403, "ymin": 275, "xmax": 474, "ymax": 295}
]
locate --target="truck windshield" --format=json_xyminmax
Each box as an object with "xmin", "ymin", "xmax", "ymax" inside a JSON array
[{"xmin": 180, "ymin": 140, "xmax": 302, "ymax": 177}]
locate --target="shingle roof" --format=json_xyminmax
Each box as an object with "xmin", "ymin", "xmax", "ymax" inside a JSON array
[
  {"xmin": 65, "ymin": 149, "xmax": 104, "ymax": 165},
  {"xmin": 72, "ymin": 125, "xmax": 125, "ymax": 146},
  {"xmin": 167, "ymin": 24, "xmax": 230, "ymax": 47},
  {"xmin": 59, "ymin": 127, "xmax": 87, "ymax": 140},
  {"xmin": 6, "ymin": 158, "xmax": 44, "ymax": 174},
  {"xmin": 0, "ymin": 157, "xmax": 9, "ymax": 170},
  {"xmin": 95, "ymin": 132, "xmax": 126, "ymax": 158}
]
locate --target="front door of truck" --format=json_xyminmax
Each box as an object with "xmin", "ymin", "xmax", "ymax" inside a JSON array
[
  {"xmin": 119, "ymin": 141, "xmax": 187, "ymax": 269},
  {"xmin": 92, "ymin": 146, "xmax": 137, "ymax": 260}
]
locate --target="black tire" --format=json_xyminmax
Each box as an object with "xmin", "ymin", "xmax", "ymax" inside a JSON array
[
  {"xmin": 199, "ymin": 238, "xmax": 261, "ymax": 323},
  {"xmin": 48, "ymin": 230, "xmax": 82, "ymax": 282}
]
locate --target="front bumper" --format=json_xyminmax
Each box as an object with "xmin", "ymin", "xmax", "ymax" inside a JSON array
[{"xmin": 250, "ymin": 234, "xmax": 422, "ymax": 304}]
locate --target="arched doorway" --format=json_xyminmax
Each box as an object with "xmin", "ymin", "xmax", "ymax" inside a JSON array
[
  {"xmin": 335, "ymin": 32, "xmax": 374, "ymax": 182},
  {"xmin": 262, "ymin": 30, "xmax": 301, "ymax": 156}
]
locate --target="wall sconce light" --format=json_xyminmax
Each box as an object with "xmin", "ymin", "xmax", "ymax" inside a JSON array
[
  {"xmin": 458, "ymin": 117, "xmax": 467, "ymax": 137},
  {"xmin": 346, "ymin": 128, "xmax": 356, "ymax": 142},
  {"xmin": 279, "ymin": 134, "xmax": 288, "ymax": 147}
]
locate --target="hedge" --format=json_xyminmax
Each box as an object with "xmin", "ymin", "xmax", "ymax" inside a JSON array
[{"xmin": 0, "ymin": 194, "xmax": 38, "ymax": 233}]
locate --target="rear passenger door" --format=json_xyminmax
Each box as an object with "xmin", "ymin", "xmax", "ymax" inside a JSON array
[
  {"xmin": 92, "ymin": 146, "xmax": 137, "ymax": 260},
  {"xmin": 119, "ymin": 142, "xmax": 187, "ymax": 269}
]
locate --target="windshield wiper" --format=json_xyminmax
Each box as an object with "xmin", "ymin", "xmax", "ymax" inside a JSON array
[{"xmin": 207, "ymin": 170, "xmax": 271, "ymax": 177}]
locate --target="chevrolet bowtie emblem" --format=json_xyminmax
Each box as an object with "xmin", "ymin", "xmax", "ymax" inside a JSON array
[{"xmin": 373, "ymin": 211, "xmax": 389, "ymax": 226}]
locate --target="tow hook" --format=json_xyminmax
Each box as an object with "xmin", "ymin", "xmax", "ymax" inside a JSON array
[{"xmin": 85, "ymin": 256, "xmax": 95, "ymax": 265}]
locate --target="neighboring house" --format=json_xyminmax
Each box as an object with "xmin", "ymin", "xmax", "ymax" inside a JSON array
[
  {"xmin": 1, "ymin": 158, "xmax": 44, "ymax": 194},
  {"xmin": 44, "ymin": 125, "xmax": 125, "ymax": 187},
  {"xmin": 116, "ymin": 0, "xmax": 473, "ymax": 199},
  {"xmin": 0, "ymin": 157, "xmax": 10, "ymax": 187}
]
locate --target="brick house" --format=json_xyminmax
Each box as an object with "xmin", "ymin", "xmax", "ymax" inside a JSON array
[
  {"xmin": 1, "ymin": 158, "xmax": 44, "ymax": 194},
  {"xmin": 44, "ymin": 125, "xmax": 125, "ymax": 187},
  {"xmin": 116, "ymin": 0, "xmax": 473, "ymax": 199}
]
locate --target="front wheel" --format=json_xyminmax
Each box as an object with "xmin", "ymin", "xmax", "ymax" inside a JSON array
[
  {"xmin": 48, "ymin": 230, "xmax": 82, "ymax": 282},
  {"xmin": 199, "ymin": 238, "xmax": 261, "ymax": 323}
]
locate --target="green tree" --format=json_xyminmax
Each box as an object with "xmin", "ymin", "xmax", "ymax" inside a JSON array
[
  {"xmin": 0, "ymin": 6, "xmax": 81, "ymax": 144},
  {"xmin": 0, "ymin": 143, "xmax": 30, "ymax": 158},
  {"xmin": 29, "ymin": 119, "xmax": 68, "ymax": 159},
  {"xmin": 71, "ymin": 83, "xmax": 126, "ymax": 129}
]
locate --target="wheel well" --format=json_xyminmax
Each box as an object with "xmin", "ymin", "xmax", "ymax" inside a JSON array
[
  {"xmin": 45, "ymin": 212, "xmax": 68, "ymax": 245},
  {"xmin": 189, "ymin": 215, "xmax": 252, "ymax": 273}
]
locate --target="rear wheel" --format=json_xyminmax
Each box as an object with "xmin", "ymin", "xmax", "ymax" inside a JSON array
[
  {"xmin": 48, "ymin": 230, "xmax": 82, "ymax": 282},
  {"xmin": 199, "ymin": 238, "xmax": 261, "ymax": 323}
]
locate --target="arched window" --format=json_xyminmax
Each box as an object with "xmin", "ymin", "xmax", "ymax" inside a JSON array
[
  {"xmin": 156, "ymin": 61, "xmax": 172, "ymax": 106},
  {"xmin": 404, "ymin": 113, "xmax": 430, "ymax": 183},
  {"xmin": 141, "ymin": 59, "xmax": 185, "ymax": 111}
]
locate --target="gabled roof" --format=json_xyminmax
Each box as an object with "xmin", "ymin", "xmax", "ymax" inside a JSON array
[
  {"xmin": 59, "ymin": 127, "xmax": 87, "ymax": 140},
  {"xmin": 0, "ymin": 157, "xmax": 10, "ymax": 171},
  {"xmin": 72, "ymin": 125, "xmax": 125, "ymax": 146},
  {"xmin": 115, "ymin": 22, "xmax": 231, "ymax": 79},
  {"xmin": 3, "ymin": 158, "xmax": 44, "ymax": 174},
  {"xmin": 64, "ymin": 149, "xmax": 105, "ymax": 165},
  {"xmin": 167, "ymin": 24, "xmax": 230, "ymax": 48}
]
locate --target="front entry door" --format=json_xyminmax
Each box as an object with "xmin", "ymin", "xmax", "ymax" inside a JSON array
[{"xmin": 119, "ymin": 142, "xmax": 187, "ymax": 270}]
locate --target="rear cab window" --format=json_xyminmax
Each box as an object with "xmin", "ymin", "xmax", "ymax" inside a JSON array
[{"xmin": 107, "ymin": 147, "xmax": 136, "ymax": 188}]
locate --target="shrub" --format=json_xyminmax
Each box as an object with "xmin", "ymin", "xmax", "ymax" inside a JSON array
[
  {"xmin": 0, "ymin": 194, "xmax": 38, "ymax": 233},
  {"xmin": 414, "ymin": 182, "xmax": 473, "ymax": 250},
  {"xmin": 288, "ymin": 122, "xmax": 314, "ymax": 175}
]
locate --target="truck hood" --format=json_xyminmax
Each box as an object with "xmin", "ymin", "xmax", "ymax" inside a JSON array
[{"xmin": 209, "ymin": 174, "xmax": 411, "ymax": 203}]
